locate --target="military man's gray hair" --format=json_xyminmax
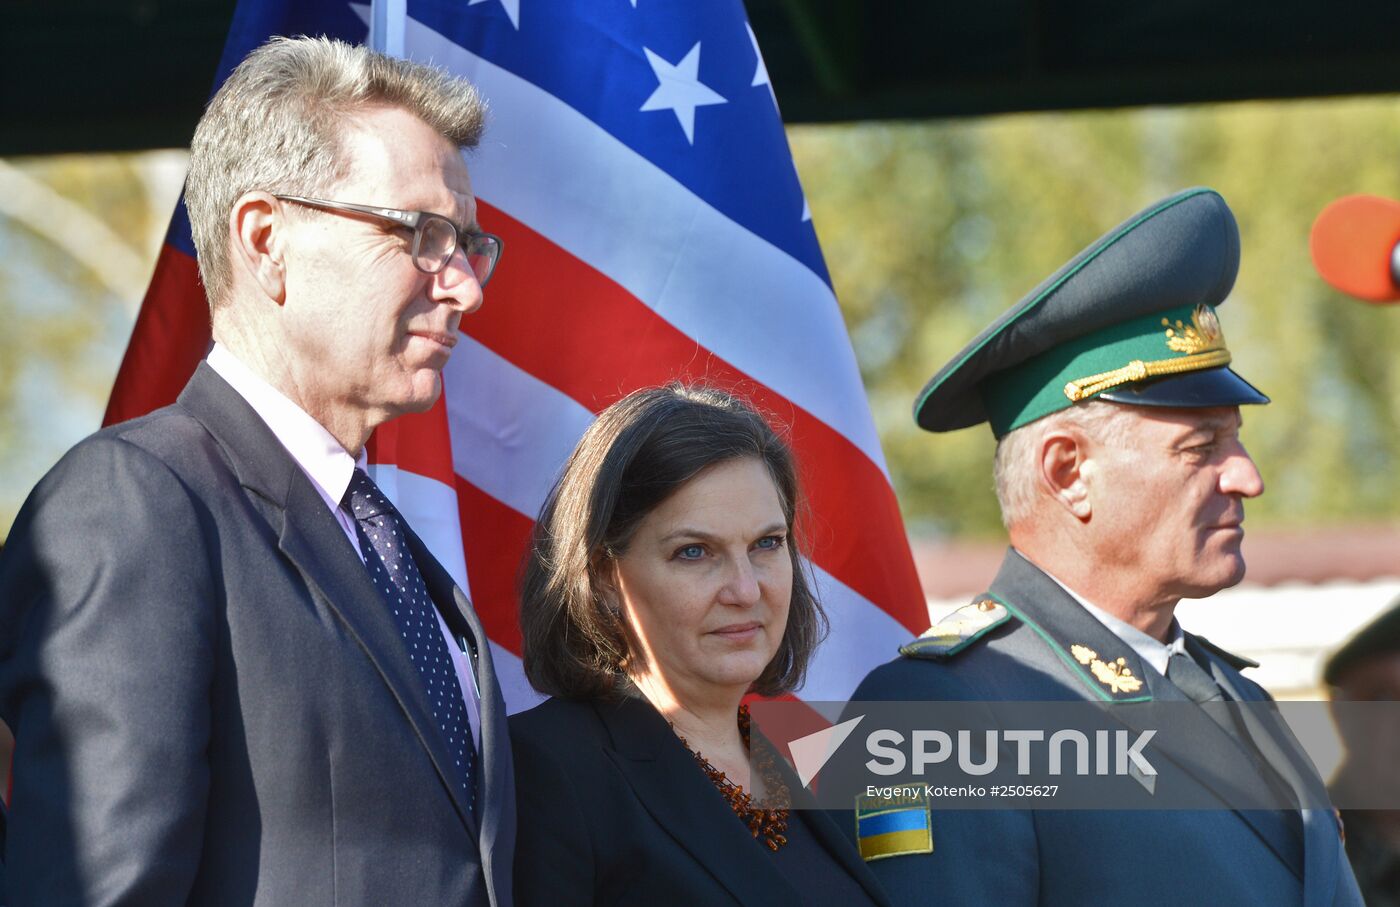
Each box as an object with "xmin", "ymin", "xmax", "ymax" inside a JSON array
[{"xmin": 993, "ymin": 400, "xmax": 1134, "ymax": 528}]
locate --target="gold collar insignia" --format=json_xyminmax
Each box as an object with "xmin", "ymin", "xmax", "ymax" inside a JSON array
[{"xmin": 1070, "ymin": 643, "xmax": 1144, "ymax": 694}]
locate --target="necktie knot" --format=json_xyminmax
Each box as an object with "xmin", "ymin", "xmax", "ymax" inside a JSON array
[
  {"xmin": 343, "ymin": 467, "xmax": 392, "ymax": 522},
  {"xmin": 1167, "ymin": 649, "xmax": 1225, "ymax": 704}
]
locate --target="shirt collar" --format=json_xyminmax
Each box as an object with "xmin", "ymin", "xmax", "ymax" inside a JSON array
[
  {"xmin": 206, "ymin": 343, "xmax": 365, "ymax": 509},
  {"xmin": 1037, "ymin": 564, "xmax": 1187, "ymax": 675}
]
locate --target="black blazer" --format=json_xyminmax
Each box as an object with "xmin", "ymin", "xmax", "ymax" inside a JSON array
[
  {"xmin": 0, "ymin": 364, "xmax": 514, "ymax": 906},
  {"xmin": 510, "ymin": 695, "xmax": 890, "ymax": 906}
]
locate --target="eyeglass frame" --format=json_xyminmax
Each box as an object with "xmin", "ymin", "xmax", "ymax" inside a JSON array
[{"xmin": 272, "ymin": 194, "xmax": 502, "ymax": 287}]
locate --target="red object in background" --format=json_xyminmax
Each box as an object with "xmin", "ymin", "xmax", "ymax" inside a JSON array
[{"xmin": 1309, "ymin": 194, "xmax": 1400, "ymax": 304}]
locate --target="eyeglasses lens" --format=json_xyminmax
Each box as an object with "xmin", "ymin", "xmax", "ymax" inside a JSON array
[
  {"xmin": 415, "ymin": 216, "xmax": 459, "ymax": 274},
  {"xmin": 465, "ymin": 236, "xmax": 499, "ymax": 287}
]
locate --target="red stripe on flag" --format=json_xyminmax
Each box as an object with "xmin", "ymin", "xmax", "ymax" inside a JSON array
[
  {"xmin": 470, "ymin": 203, "xmax": 926, "ymax": 634},
  {"xmin": 104, "ymin": 244, "xmax": 211, "ymax": 426},
  {"xmin": 454, "ymin": 475, "xmax": 531, "ymax": 656}
]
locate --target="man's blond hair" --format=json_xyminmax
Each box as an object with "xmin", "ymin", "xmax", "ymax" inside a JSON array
[{"xmin": 185, "ymin": 36, "xmax": 487, "ymax": 309}]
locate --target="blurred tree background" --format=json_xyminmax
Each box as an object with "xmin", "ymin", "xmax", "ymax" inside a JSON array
[
  {"xmin": 791, "ymin": 96, "xmax": 1400, "ymax": 539},
  {"xmin": 2, "ymin": 99, "xmax": 1399, "ymax": 541},
  {"xmin": 0, "ymin": 151, "xmax": 185, "ymax": 535}
]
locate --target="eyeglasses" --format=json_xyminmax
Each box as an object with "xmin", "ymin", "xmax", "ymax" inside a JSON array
[{"xmin": 273, "ymin": 195, "xmax": 502, "ymax": 287}]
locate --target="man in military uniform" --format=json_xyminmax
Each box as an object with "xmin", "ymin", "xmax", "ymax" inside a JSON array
[{"xmin": 844, "ymin": 188, "xmax": 1362, "ymax": 905}]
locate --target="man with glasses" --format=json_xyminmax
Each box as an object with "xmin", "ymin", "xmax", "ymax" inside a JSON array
[{"xmin": 0, "ymin": 37, "xmax": 513, "ymax": 906}]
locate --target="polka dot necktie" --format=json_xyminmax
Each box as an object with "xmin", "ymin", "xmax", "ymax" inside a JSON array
[{"xmin": 342, "ymin": 468, "xmax": 475, "ymax": 815}]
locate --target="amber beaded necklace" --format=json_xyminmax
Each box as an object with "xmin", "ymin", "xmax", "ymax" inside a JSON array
[{"xmin": 675, "ymin": 704, "xmax": 791, "ymax": 852}]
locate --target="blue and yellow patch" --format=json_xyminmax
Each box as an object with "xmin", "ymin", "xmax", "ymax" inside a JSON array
[{"xmin": 855, "ymin": 791, "xmax": 933, "ymax": 861}]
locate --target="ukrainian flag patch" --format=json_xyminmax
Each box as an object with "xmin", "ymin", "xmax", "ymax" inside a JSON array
[{"xmin": 855, "ymin": 790, "xmax": 933, "ymax": 861}]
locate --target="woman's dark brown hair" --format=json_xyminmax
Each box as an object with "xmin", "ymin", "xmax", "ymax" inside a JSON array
[{"xmin": 519, "ymin": 384, "xmax": 826, "ymax": 700}]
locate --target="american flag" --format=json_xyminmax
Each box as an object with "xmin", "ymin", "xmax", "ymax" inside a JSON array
[{"xmin": 105, "ymin": 0, "xmax": 927, "ymax": 713}]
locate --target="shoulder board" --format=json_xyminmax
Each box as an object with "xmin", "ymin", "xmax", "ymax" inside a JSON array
[
  {"xmin": 900, "ymin": 599, "xmax": 1011, "ymax": 661},
  {"xmin": 1192, "ymin": 634, "xmax": 1260, "ymax": 670}
]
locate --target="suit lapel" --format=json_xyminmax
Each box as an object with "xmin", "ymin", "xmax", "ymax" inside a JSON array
[
  {"xmin": 177, "ymin": 365, "xmax": 480, "ymax": 836},
  {"xmin": 596, "ymin": 697, "xmax": 799, "ymax": 906},
  {"xmin": 991, "ymin": 550, "xmax": 1304, "ymax": 880},
  {"xmin": 1296, "ymin": 807, "xmax": 1346, "ymax": 907},
  {"xmin": 1207, "ymin": 653, "xmax": 1343, "ymax": 905},
  {"xmin": 771, "ymin": 747, "xmax": 892, "ymax": 907},
  {"xmin": 410, "ymin": 530, "xmax": 515, "ymax": 904}
]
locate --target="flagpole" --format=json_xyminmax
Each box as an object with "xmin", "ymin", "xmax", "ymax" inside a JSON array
[{"xmin": 368, "ymin": 0, "xmax": 406, "ymax": 56}]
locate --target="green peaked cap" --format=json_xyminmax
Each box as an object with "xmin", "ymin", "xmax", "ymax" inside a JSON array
[{"xmin": 914, "ymin": 188, "xmax": 1268, "ymax": 438}]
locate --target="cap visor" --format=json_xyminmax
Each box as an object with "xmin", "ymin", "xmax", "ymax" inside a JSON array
[{"xmin": 1097, "ymin": 367, "xmax": 1269, "ymax": 408}]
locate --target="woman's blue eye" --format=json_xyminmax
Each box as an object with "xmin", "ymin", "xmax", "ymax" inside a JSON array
[
  {"xmin": 754, "ymin": 535, "xmax": 786, "ymax": 552},
  {"xmin": 676, "ymin": 544, "xmax": 705, "ymax": 560}
]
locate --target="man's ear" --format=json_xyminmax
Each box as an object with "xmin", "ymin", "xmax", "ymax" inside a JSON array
[
  {"xmin": 1040, "ymin": 428, "xmax": 1093, "ymax": 521},
  {"xmin": 229, "ymin": 191, "xmax": 287, "ymax": 305}
]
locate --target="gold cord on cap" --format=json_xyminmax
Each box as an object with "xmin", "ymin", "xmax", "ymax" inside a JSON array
[{"xmin": 1064, "ymin": 348, "xmax": 1233, "ymax": 402}]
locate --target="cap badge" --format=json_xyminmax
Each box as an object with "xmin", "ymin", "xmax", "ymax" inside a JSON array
[
  {"xmin": 1070, "ymin": 643, "xmax": 1144, "ymax": 694},
  {"xmin": 1163, "ymin": 304, "xmax": 1226, "ymax": 355}
]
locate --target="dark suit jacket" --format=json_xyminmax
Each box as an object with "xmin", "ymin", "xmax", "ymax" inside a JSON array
[
  {"xmin": 0, "ymin": 364, "xmax": 514, "ymax": 906},
  {"xmin": 843, "ymin": 550, "xmax": 1361, "ymax": 907},
  {"xmin": 510, "ymin": 694, "xmax": 889, "ymax": 907}
]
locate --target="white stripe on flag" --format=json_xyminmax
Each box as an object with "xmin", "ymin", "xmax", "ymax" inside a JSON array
[
  {"xmin": 492, "ymin": 643, "xmax": 547, "ymax": 715},
  {"xmin": 443, "ymin": 335, "xmax": 596, "ymax": 520},
  {"xmin": 399, "ymin": 15, "xmax": 889, "ymax": 478},
  {"xmin": 801, "ymin": 565, "xmax": 919, "ymax": 703}
]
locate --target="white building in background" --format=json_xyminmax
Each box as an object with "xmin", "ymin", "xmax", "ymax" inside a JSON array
[{"xmin": 1174, "ymin": 578, "xmax": 1400, "ymax": 698}]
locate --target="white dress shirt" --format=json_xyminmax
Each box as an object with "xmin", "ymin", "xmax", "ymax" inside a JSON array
[{"xmin": 207, "ymin": 344, "xmax": 480, "ymax": 748}]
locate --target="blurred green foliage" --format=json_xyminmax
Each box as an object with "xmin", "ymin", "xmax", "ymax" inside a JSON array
[{"xmin": 790, "ymin": 97, "xmax": 1400, "ymax": 538}]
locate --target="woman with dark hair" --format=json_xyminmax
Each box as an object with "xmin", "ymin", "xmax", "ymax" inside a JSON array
[{"xmin": 510, "ymin": 385, "xmax": 888, "ymax": 907}]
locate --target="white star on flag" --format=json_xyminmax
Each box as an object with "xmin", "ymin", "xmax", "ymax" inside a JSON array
[
  {"xmin": 746, "ymin": 22, "xmax": 777, "ymax": 109},
  {"xmin": 468, "ymin": 0, "xmax": 519, "ymax": 30},
  {"xmin": 640, "ymin": 42, "xmax": 726, "ymax": 144}
]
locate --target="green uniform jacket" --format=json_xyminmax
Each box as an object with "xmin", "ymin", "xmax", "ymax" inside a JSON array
[{"xmin": 839, "ymin": 549, "xmax": 1362, "ymax": 907}]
